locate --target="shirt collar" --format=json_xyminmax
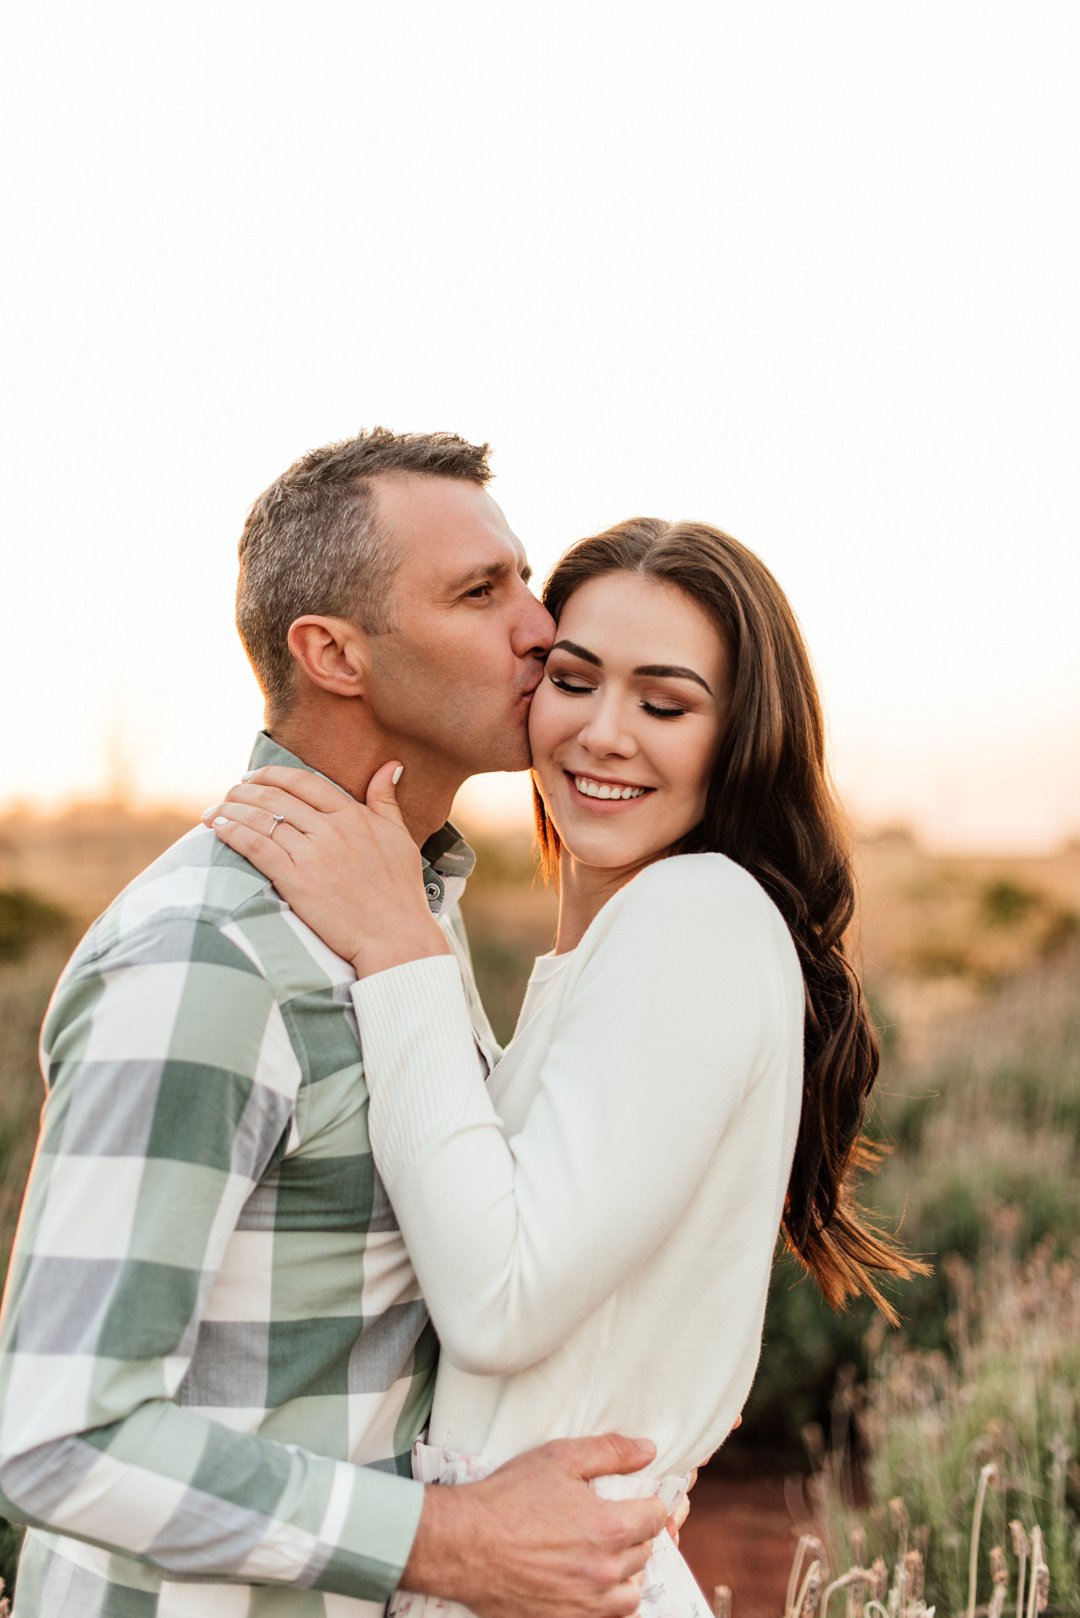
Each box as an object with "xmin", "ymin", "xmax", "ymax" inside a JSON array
[{"xmin": 248, "ymin": 731, "xmax": 475, "ymax": 917}]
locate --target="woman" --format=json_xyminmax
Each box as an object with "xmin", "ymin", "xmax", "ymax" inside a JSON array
[{"xmin": 206, "ymin": 519, "xmax": 918, "ymax": 1617}]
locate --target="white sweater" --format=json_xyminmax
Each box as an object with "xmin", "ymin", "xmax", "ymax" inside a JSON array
[{"xmin": 353, "ymin": 853, "xmax": 805, "ymax": 1476}]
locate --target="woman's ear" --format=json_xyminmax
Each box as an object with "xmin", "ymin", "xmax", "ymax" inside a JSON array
[{"xmin": 286, "ymin": 615, "xmax": 371, "ymax": 700}]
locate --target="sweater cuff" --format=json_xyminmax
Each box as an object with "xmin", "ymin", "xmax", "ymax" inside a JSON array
[{"xmin": 352, "ymin": 956, "xmax": 497, "ymax": 1188}]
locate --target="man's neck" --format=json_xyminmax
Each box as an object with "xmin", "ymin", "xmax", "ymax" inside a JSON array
[{"xmin": 266, "ymin": 714, "xmax": 461, "ymax": 850}]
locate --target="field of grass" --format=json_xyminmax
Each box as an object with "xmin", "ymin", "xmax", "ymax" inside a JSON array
[
  {"xmin": 0, "ymin": 805, "xmax": 1077, "ymax": 1608},
  {"xmin": 743, "ymin": 880, "xmax": 1080, "ymax": 1614}
]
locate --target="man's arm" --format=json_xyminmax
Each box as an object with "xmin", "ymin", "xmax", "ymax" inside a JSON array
[
  {"xmin": 0, "ymin": 911, "xmax": 665, "ymax": 1614},
  {"xmin": 0, "ymin": 914, "xmax": 423, "ymax": 1600}
]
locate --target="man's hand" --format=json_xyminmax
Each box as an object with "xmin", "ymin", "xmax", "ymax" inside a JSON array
[{"xmin": 400, "ymin": 1433, "xmax": 668, "ymax": 1618}]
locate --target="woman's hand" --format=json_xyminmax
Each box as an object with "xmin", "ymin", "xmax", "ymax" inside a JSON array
[{"xmin": 201, "ymin": 762, "xmax": 452, "ymax": 977}]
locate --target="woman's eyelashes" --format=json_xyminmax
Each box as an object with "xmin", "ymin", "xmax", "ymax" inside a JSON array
[
  {"xmin": 546, "ymin": 671, "xmax": 687, "ymax": 719},
  {"xmin": 640, "ymin": 701, "xmax": 687, "ymax": 720},
  {"xmin": 547, "ymin": 672, "xmax": 594, "ymax": 695}
]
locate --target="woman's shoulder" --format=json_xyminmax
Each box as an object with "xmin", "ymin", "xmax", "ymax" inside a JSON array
[
  {"xmin": 588, "ymin": 853, "xmax": 795, "ymax": 960},
  {"xmin": 560, "ymin": 855, "xmax": 803, "ymax": 1042},
  {"xmin": 624, "ymin": 851, "xmax": 783, "ymax": 918}
]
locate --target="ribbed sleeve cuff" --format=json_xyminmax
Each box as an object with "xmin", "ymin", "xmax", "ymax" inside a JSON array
[{"xmin": 352, "ymin": 956, "xmax": 496, "ymax": 1187}]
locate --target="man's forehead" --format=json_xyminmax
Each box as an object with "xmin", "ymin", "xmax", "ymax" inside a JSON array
[{"xmin": 373, "ymin": 473, "xmax": 529, "ymax": 575}]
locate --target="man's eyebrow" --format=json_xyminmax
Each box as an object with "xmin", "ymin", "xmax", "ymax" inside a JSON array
[
  {"xmin": 551, "ymin": 640, "xmax": 713, "ymax": 694},
  {"xmin": 445, "ymin": 558, "xmax": 531, "ymax": 592}
]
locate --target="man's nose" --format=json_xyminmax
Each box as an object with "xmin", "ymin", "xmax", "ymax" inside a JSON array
[{"xmin": 514, "ymin": 591, "xmax": 556, "ymax": 660}]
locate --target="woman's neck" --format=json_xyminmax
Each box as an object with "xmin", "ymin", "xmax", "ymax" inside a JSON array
[{"xmin": 553, "ymin": 853, "xmax": 656, "ymax": 954}]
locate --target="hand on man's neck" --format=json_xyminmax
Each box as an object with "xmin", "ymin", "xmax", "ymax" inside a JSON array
[{"xmin": 268, "ymin": 705, "xmax": 462, "ymax": 851}]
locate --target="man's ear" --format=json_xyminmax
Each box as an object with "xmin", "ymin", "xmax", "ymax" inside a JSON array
[{"xmin": 286, "ymin": 615, "xmax": 370, "ymax": 699}]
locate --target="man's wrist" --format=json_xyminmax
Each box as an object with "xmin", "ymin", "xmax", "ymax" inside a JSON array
[{"xmin": 398, "ymin": 1483, "xmax": 484, "ymax": 1607}]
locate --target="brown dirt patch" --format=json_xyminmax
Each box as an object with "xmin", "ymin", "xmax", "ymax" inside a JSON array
[{"xmin": 679, "ymin": 1473, "xmax": 809, "ymax": 1618}]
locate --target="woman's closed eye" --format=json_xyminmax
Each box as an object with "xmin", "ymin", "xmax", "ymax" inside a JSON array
[
  {"xmin": 548, "ymin": 670, "xmax": 688, "ymax": 719},
  {"xmin": 547, "ymin": 671, "xmax": 596, "ymax": 696},
  {"xmin": 640, "ymin": 700, "xmax": 688, "ymax": 720}
]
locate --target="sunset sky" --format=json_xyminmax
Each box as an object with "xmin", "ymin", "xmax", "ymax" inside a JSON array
[{"xmin": 3, "ymin": 2, "xmax": 1078, "ymax": 852}]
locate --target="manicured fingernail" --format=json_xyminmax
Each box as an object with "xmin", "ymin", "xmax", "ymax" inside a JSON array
[
  {"xmin": 201, "ymin": 808, "xmax": 214, "ymax": 819},
  {"xmin": 391, "ymin": 764, "xmax": 404, "ymax": 785},
  {"xmin": 242, "ymin": 771, "xmax": 255, "ymax": 781},
  {"xmin": 213, "ymin": 816, "xmax": 230, "ymax": 827}
]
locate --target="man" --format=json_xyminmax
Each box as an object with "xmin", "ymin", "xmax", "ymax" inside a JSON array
[{"xmin": 0, "ymin": 429, "xmax": 669, "ymax": 1617}]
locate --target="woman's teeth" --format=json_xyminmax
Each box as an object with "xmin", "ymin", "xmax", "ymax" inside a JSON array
[{"xmin": 573, "ymin": 776, "xmax": 646, "ymax": 801}]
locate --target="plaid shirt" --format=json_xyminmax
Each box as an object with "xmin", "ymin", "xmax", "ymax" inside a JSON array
[{"xmin": 0, "ymin": 733, "xmax": 495, "ymax": 1618}]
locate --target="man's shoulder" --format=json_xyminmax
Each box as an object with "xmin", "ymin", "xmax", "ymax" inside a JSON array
[
  {"xmin": 63, "ymin": 825, "xmax": 366, "ymax": 1016},
  {"xmin": 72, "ymin": 825, "xmax": 283, "ymax": 973}
]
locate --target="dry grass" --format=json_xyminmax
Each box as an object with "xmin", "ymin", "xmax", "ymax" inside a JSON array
[
  {"xmin": 765, "ymin": 1496, "xmax": 1056, "ymax": 1618},
  {"xmin": 0, "ymin": 802, "xmax": 193, "ymax": 926},
  {"xmin": 3, "ymin": 803, "xmax": 1078, "ymax": 981},
  {"xmin": 809, "ymin": 1239, "xmax": 1079, "ymax": 1617}
]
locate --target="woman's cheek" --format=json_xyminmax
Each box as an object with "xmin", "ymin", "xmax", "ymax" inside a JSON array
[{"xmin": 527, "ymin": 682, "xmax": 559, "ymax": 759}]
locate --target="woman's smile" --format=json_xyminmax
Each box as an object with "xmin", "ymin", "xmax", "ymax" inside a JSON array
[{"xmin": 566, "ymin": 772, "xmax": 654, "ymax": 806}]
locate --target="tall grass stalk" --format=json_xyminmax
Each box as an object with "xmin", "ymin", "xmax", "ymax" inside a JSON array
[
  {"xmin": 967, "ymin": 1466, "xmax": 999, "ymax": 1618},
  {"xmin": 792, "ymin": 1492, "xmax": 1057, "ymax": 1618}
]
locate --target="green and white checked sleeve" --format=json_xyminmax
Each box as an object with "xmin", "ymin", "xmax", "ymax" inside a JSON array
[{"xmin": 0, "ymin": 913, "xmax": 423, "ymax": 1601}]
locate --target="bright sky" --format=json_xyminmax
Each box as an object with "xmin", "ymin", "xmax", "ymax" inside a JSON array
[{"xmin": 2, "ymin": 2, "xmax": 1077, "ymax": 852}]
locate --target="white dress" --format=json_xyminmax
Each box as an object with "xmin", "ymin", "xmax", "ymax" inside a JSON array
[{"xmin": 352, "ymin": 854, "xmax": 806, "ymax": 1617}]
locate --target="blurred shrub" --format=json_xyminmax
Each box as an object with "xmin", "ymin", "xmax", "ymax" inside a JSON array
[
  {"xmin": 1039, "ymin": 905, "xmax": 1079, "ymax": 956},
  {"xmin": 980, "ymin": 877, "xmax": 1041, "ymax": 927},
  {"xmin": 0, "ymin": 943, "xmax": 69, "ymax": 1273},
  {"xmin": 735, "ymin": 1256, "xmax": 876, "ymax": 1461},
  {"xmin": 865, "ymin": 986, "xmax": 900, "ymax": 1061},
  {"xmin": 899, "ymin": 869, "xmax": 1076, "ymax": 985},
  {"xmin": 0, "ymin": 1517, "xmax": 22, "ymax": 1608},
  {"xmin": 0, "ymin": 935, "xmax": 70, "ymax": 1602},
  {"xmin": 467, "ymin": 932, "xmax": 542, "ymax": 1048},
  {"xmin": 904, "ymin": 941, "xmax": 972, "ymax": 980},
  {"xmin": 0, "ymin": 887, "xmax": 69, "ymax": 963}
]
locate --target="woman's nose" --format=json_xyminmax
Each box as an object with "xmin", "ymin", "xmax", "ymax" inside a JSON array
[{"xmin": 578, "ymin": 699, "xmax": 636, "ymax": 757}]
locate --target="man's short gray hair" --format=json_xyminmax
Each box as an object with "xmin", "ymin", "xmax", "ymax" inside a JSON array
[{"xmin": 236, "ymin": 426, "xmax": 493, "ymax": 716}]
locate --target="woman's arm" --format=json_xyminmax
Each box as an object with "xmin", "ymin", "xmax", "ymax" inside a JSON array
[{"xmin": 356, "ymin": 856, "xmax": 795, "ymax": 1376}]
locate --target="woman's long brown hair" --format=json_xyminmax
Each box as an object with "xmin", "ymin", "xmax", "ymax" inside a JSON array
[{"xmin": 535, "ymin": 518, "xmax": 926, "ymax": 1322}]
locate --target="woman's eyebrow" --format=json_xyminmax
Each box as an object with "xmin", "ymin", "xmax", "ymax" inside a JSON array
[
  {"xmin": 550, "ymin": 640, "xmax": 712, "ymax": 695},
  {"xmin": 551, "ymin": 638, "xmax": 601, "ymax": 666},
  {"xmin": 635, "ymin": 663, "xmax": 713, "ymax": 694}
]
